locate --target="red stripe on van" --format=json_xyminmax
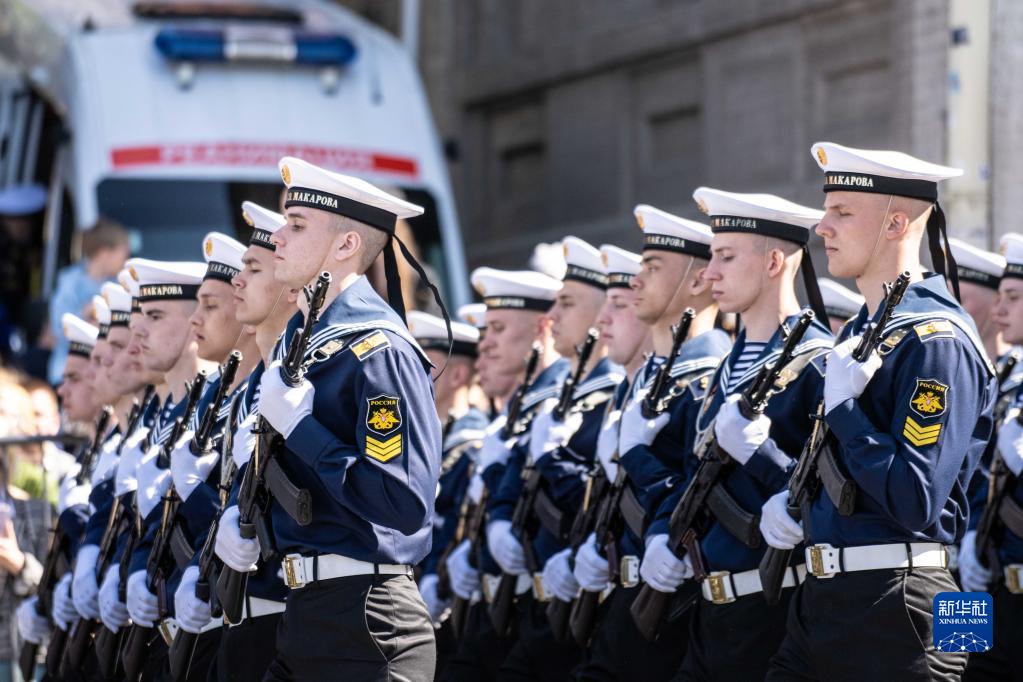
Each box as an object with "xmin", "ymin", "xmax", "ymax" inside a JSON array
[{"xmin": 110, "ymin": 143, "xmax": 419, "ymax": 179}]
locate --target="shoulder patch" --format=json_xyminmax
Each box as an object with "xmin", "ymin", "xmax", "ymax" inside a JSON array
[
  {"xmin": 365, "ymin": 394, "xmax": 403, "ymax": 462},
  {"xmin": 913, "ymin": 320, "xmax": 955, "ymax": 342},
  {"xmin": 686, "ymin": 374, "xmax": 712, "ymax": 400},
  {"xmin": 351, "ymin": 331, "xmax": 390, "ymax": 361},
  {"xmin": 909, "ymin": 378, "xmax": 949, "ymax": 419}
]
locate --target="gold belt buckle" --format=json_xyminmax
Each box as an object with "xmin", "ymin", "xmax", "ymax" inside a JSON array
[
  {"xmin": 283, "ymin": 554, "xmax": 304, "ymax": 589},
  {"xmin": 619, "ymin": 555, "xmax": 639, "ymax": 588},
  {"xmin": 809, "ymin": 545, "xmax": 825, "ymax": 577},
  {"xmin": 1005, "ymin": 565, "xmax": 1023, "ymax": 594},
  {"xmin": 705, "ymin": 571, "xmax": 734, "ymax": 605},
  {"xmin": 532, "ymin": 573, "xmax": 549, "ymax": 602},
  {"xmin": 158, "ymin": 620, "xmax": 177, "ymax": 646}
]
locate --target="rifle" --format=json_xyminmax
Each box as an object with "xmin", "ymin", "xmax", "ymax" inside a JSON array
[
  {"xmin": 563, "ymin": 308, "xmax": 696, "ymax": 644},
  {"xmin": 217, "ymin": 272, "xmax": 330, "ymax": 623},
  {"xmin": 166, "ymin": 352, "xmax": 242, "ymax": 681},
  {"xmin": 63, "ymin": 388, "xmax": 155, "ymax": 674},
  {"xmin": 448, "ymin": 344, "xmax": 542, "ymax": 636},
  {"xmin": 121, "ymin": 372, "xmax": 208, "ymax": 681},
  {"xmin": 35, "ymin": 406, "xmax": 113, "ymax": 679},
  {"xmin": 489, "ymin": 330, "xmax": 599, "ymax": 636},
  {"xmin": 974, "ymin": 351, "xmax": 1023, "ymax": 569},
  {"xmin": 758, "ymin": 273, "xmax": 910, "ymax": 604},
  {"xmin": 630, "ymin": 310, "xmax": 816, "ymax": 641}
]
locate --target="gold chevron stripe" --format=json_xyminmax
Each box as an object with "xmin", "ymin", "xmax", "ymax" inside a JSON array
[
  {"xmin": 366, "ymin": 442, "xmax": 403, "ymax": 462},
  {"xmin": 366, "ymin": 441, "xmax": 402, "ymax": 457},
  {"xmin": 367, "ymin": 434, "xmax": 401, "ymax": 449},
  {"xmin": 903, "ymin": 418, "xmax": 941, "ymax": 446},
  {"xmin": 904, "ymin": 416, "xmax": 942, "ymax": 437}
]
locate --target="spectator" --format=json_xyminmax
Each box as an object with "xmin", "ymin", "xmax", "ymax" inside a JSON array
[{"xmin": 47, "ymin": 219, "xmax": 129, "ymax": 385}]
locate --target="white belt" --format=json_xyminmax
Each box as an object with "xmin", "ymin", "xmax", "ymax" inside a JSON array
[
  {"xmin": 481, "ymin": 573, "xmax": 531, "ymax": 602},
  {"xmin": 701, "ymin": 565, "xmax": 806, "ymax": 604},
  {"xmin": 805, "ymin": 542, "xmax": 948, "ymax": 579},
  {"xmin": 227, "ymin": 596, "xmax": 287, "ymax": 626},
  {"xmin": 282, "ymin": 553, "xmax": 411, "ymax": 590},
  {"xmin": 157, "ymin": 616, "xmax": 222, "ymax": 646}
]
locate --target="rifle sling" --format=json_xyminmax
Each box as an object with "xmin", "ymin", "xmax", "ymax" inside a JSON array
[
  {"xmin": 533, "ymin": 489, "xmax": 569, "ymax": 541},
  {"xmin": 169, "ymin": 523, "xmax": 195, "ymax": 569},
  {"xmin": 618, "ymin": 485, "xmax": 646, "ymax": 540}
]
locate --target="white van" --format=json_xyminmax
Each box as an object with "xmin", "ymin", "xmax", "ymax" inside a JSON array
[{"xmin": 0, "ymin": 0, "xmax": 469, "ymax": 306}]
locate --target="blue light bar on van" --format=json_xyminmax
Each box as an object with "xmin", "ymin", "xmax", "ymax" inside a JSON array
[{"xmin": 154, "ymin": 28, "xmax": 356, "ymax": 66}]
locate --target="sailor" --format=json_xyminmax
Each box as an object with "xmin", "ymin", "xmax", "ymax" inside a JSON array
[
  {"xmin": 763, "ymin": 142, "xmax": 997, "ymax": 681},
  {"xmin": 214, "ymin": 157, "xmax": 444, "ymax": 680},
  {"xmin": 818, "ymin": 278, "xmax": 864, "ymax": 335},
  {"xmin": 949, "ymin": 238, "xmax": 1010, "ymax": 363}
]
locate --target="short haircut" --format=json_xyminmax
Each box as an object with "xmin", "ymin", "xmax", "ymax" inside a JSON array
[
  {"xmin": 333, "ymin": 215, "xmax": 389, "ymax": 274},
  {"xmin": 81, "ymin": 217, "xmax": 129, "ymax": 259}
]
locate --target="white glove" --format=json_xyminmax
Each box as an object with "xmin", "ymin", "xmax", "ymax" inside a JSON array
[
  {"xmin": 215, "ymin": 505, "xmax": 260, "ymax": 572},
  {"xmin": 99, "ymin": 565, "xmax": 129, "ymax": 632},
  {"xmin": 173, "ymin": 566, "xmax": 211, "ymax": 634},
  {"xmin": 639, "ymin": 534, "xmax": 692, "ymax": 593},
  {"xmin": 466, "ymin": 473, "xmax": 485, "ymax": 505},
  {"xmin": 57, "ymin": 470, "xmax": 91, "ymax": 514},
  {"xmin": 170, "ymin": 430, "xmax": 218, "ymax": 503},
  {"xmin": 126, "ymin": 570, "xmax": 159, "ymax": 628},
  {"xmin": 596, "ymin": 410, "xmax": 621, "ymax": 481},
  {"xmin": 528, "ymin": 400, "xmax": 583, "ymax": 464},
  {"xmin": 958, "ymin": 530, "xmax": 992, "ymax": 592},
  {"xmin": 541, "ymin": 548, "xmax": 580, "ymax": 602},
  {"xmin": 136, "ymin": 444, "xmax": 171, "ymax": 519},
  {"xmin": 258, "ymin": 360, "xmax": 314, "ymax": 439},
  {"xmin": 90, "ymin": 435, "xmax": 123, "ymax": 486},
  {"xmin": 72, "ymin": 544, "xmax": 101, "ymax": 620},
  {"xmin": 759, "ymin": 490, "xmax": 804, "ymax": 550},
  {"xmin": 619, "ymin": 390, "xmax": 670, "ymax": 454},
  {"xmin": 52, "ymin": 573, "xmax": 79, "ymax": 630},
  {"xmin": 487, "ymin": 520, "xmax": 526, "ymax": 575},
  {"xmin": 445, "ymin": 540, "xmax": 479, "ymax": 600},
  {"xmin": 232, "ymin": 414, "xmax": 258, "ymax": 467},
  {"xmin": 714, "ymin": 395, "xmax": 770, "ymax": 465},
  {"xmin": 17, "ymin": 597, "xmax": 49, "ymax": 644},
  {"xmin": 477, "ymin": 418, "xmax": 514, "ymax": 473},
  {"xmin": 573, "ymin": 533, "xmax": 610, "ymax": 591},
  {"xmin": 115, "ymin": 427, "xmax": 149, "ymax": 496},
  {"xmin": 824, "ymin": 336, "xmax": 881, "ymax": 414},
  {"xmin": 418, "ymin": 573, "xmax": 446, "ymax": 625},
  {"xmin": 997, "ymin": 411, "xmax": 1023, "ymax": 477}
]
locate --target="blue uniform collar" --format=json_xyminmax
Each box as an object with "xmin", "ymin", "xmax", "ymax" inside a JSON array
[{"xmin": 718, "ymin": 312, "xmax": 831, "ymax": 396}]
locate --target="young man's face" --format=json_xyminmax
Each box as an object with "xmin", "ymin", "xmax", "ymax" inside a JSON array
[
  {"xmin": 86, "ymin": 339, "xmax": 117, "ymax": 405},
  {"xmin": 57, "ymin": 355, "xmax": 98, "ymax": 423},
  {"xmin": 957, "ymin": 281, "xmax": 998, "ymax": 330},
  {"xmin": 272, "ymin": 208, "xmax": 336, "ymax": 289},
  {"xmin": 234, "ymin": 246, "xmax": 285, "ymax": 325},
  {"xmin": 705, "ymin": 233, "xmax": 769, "ymax": 315},
  {"xmin": 477, "ymin": 309, "xmax": 544, "ymax": 389},
  {"xmin": 136, "ymin": 299, "xmax": 197, "ymax": 372},
  {"xmin": 547, "ymin": 281, "xmax": 604, "ymax": 357},
  {"xmin": 597, "ymin": 287, "xmax": 648, "ymax": 366},
  {"xmin": 816, "ymin": 191, "xmax": 887, "ymax": 280},
  {"xmin": 190, "ymin": 279, "xmax": 243, "ymax": 363},
  {"xmin": 105, "ymin": 325, "xmax": 146, "ymax": 397},
  {"xmin": 630, "ymin": 251, "xmax": 691, "ymax": 324},
  {"xmin": 994, "ymin": 278, "xmax": 1023, "ymax": 345}
]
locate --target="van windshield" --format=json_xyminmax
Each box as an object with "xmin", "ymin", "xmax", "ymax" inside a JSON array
[{"xmin": 96, "ymin": 177, "xmax": 450, "ymax": 309}]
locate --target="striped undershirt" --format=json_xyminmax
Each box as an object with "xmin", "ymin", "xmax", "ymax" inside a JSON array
[{"xmin": 726, "ymin": 342, "xmax": 766, "ymax": 393}]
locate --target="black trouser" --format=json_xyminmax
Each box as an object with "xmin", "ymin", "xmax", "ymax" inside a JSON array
[
  {"xmin": 964, "ymin": 581, "xmax": 1023, "ymax": 681},
  {"xmin": 673, "ymin": 587, "xmax": 792, "ymax": 681},
  {"xmin": 497, "ymin": 594, "xmax": 580, "ymax": 682},
  {"xmin": 441, "ymin": 601, "xmax": 514, "ymax": 682},
  {"xmin": 171, "ymin": 628, "xmax": 220, "ymax": 682},
  {"xmin": 574, "ymin": 585, "xmax": 689, "ymax": 682},
  {"xmin": 767, "ymin": 568, "xmax": 966, "ymax": 681},
  {"xmin": 264, "ymin": 573, "xmax": 435, "ymax": 682},
  {"xmin": 214, "ymin": 613, "xmax": 283, "ymax": 682}
]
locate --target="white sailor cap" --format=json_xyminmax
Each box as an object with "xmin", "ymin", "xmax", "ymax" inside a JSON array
[
  {"xmin": 62, "ymin": 313, "xmax": 98, "ymax": 358},
  {"xmin": 530, "ymin": 242, "xmax": 568, "ymax": 281},
  {"xmin": 127, "ymin": 258, "xmax": 206, "ymax": 303},
  {"xmin": 634, "ymin": 204, "xmax": 712, "ymax": 259},
  {"xmin": 562, "ymin": 236, "xmax": 607, "ymax": 290},
  {"xmin": 117, "ymin": 268, "xmax": 142, "ymax": 313},
  {"xmin": 279, "ymin": 156, "xmax": 424, "ymax": 231},
  {"xmin": 812, "ymin": 142, "xmax": 962, "ymax": 201},
  {"xmin": 409, "ymin": 311, "xmax": 479, "ymax": 357},
  {"xmin": 458, "ymin": 303, "xmax": 487, "ymax": 329},
  {"xmin": 202, "ymin": 232, "xmax": 246, "ymax": 284},
  {"xmin": 470, "ymin": 267, "xmax": 561, "ymax": 312},
  {"xmin": 600, "ymin": 245, "xmax": 641, "ymax": 289},
  {"xmin": 693, "ymin": 187, "xmax": 822, "ymax": 244},
  {"xmin": 242, "ymin": 201, "xmax": 285, "ymax": 251},
  {"xmin": 949, "ymin": 238, "xmax": 1005, "ymax": 290},
  {"xmin": 93, "ymin": 295, "xmax": 111, "ymax": 338},
  {"xmin": 819, "ymin": 278, "xmax": 864, "ymax": 320},
  {"xmin": 999, "ymin": 233, "xmax": 1023, "ymax": 281},
  {"xmin": 0, "ymin": 183, "xmax": 46, "ymax": 216},
  {"xmin": 102, "ymin": 282, "xmax": 133, "ymax": 327}
]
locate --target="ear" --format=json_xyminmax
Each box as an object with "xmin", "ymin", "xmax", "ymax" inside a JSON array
[
  {"xmin": 690, "ymin": 264, "xmax": 711, "ymax": 296},
  {"xmin": 886, "ymin": 210, "xmax": 910, "ymax": 240},
  {"xmin": 764, "ymin": 246, "xmax": 787, "ymax": 278},
  {"xmin": 332, "ymin": 229, "xmax": 361, "ymax": 264}
]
